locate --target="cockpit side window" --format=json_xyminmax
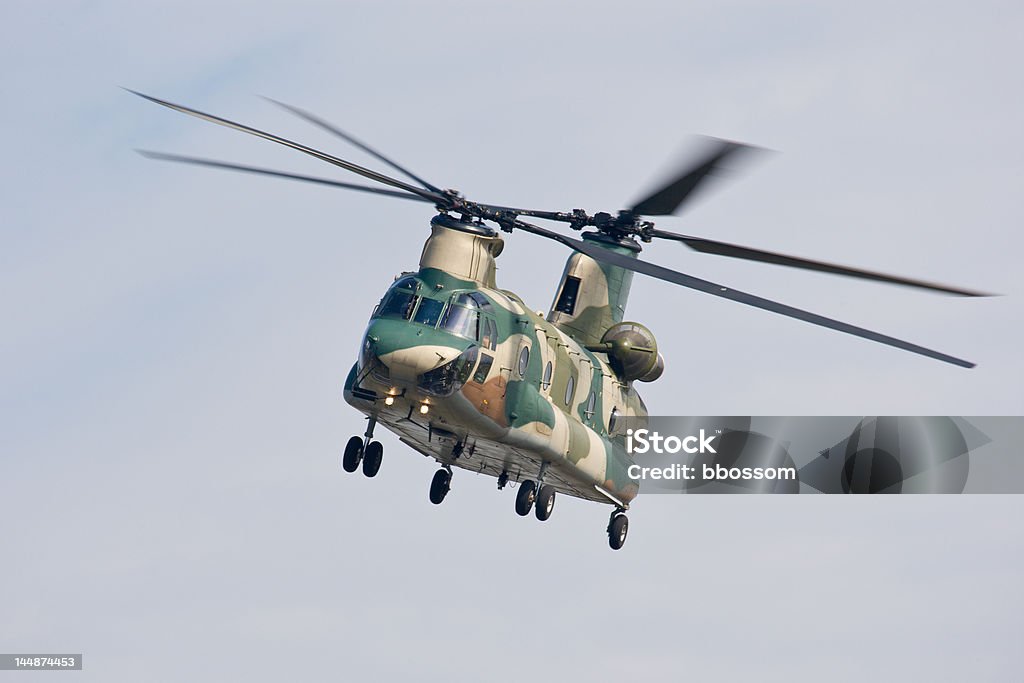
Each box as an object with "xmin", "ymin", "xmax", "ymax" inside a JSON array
[
  {"xmin": 440, "ymin": 293, "xmax": 480, "ymax": 340},
  {"xmin": 378, "ymin": 290, "xmax": 417, "ymax": 319},
  {"xmin": 375, "ymin": 277, "xmax": 420, "ymax": 320}
]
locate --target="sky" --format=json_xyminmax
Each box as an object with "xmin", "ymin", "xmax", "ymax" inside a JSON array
[{"xmin": 1, "ymin": 1, "xmax": 1022, "ymax": 680}]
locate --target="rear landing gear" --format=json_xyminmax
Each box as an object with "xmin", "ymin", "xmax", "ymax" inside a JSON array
[
  {"xmin": 608, "ymin": 509, "xmax": 629, "ymax": 550},
  {"xmin": 429, "ymin": 468, "xmax": 451, "ymax": 505}
]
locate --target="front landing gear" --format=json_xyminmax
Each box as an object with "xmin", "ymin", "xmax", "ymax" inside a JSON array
[
  {"xmin": 515, "ymin": 461, "xmax": 556, "ymax": 520},
  {"xmin": 342, "ymin": 417, "xmax": 383, "ymax": 477},
  {"xmin": 515, "ymin": 480, "xmax": 536, "ymax": 516},
  {"xmin": 514, "ymin": 480, "xmax": 556, "ymax": 520},
  {"xmin": 607, "ymin": 509, "xmax": 629, "ymax": 550},
  {"xmin": 535, "ymin": 484, "xmax": 556, "ymax": 521},
  {"xmin": 429, "ymin": 468, "xmax": 452, "ymax": 505},
  {"xmin": 342, "ymin": 436, "xmax": 363, "ymax": 473},
  {"xmin": 362, "ymin": 441, "xmax": 383, "ymax": 477}
]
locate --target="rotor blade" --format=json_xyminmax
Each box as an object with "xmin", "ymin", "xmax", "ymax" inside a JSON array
[
  {"xmin": 650, "ymin": 229, "xmax": 991, "ymax": 297},
  {"xmin": 264, "ymin": 97, "xmax": 444, "ymax": 194},
  {"xmin": 125, "ymin": 89, "xmax": 448, "ymax": 205},
  {"xmin": 137, "ymin": 151, "xmax": 434, "ymax": 203},
  {"xmin": 629, "ymin": 138, "xmax": 756, "ymax": 216},
  {"xmin": 510, "ymin": 219, "xmax": 974, "ymax": 368}
]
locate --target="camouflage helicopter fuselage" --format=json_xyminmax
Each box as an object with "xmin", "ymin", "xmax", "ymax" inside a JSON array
[
  {"xmin": 343, "ymin": 214, "xmax": 654, "ymax": 507},
  {"xmin": 128, "ymin": 88, "xmax": 985, "ymax": 549}
]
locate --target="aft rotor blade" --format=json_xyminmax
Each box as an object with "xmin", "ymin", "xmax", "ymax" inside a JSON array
[
  {"xmin": 137, "ymin": 151, "xmax": 434, "ymax": 202},
  {"xmin": 264, "ymin": 97, "xmax": 444, "ymax": 194},
  {"xmin": 509, "ymin": 219, "xmax": 974, "ymax": 368},
  {"xmin": 629, "ymin": 139, "xmax": 755, "ymax": 217},
  {"xmin": 650, "ymin": 229, "xmax": 991, "ymax": 297},
  {"xmin": 126, "ymin": 89, "xmax": 448, "ymax": 205}
]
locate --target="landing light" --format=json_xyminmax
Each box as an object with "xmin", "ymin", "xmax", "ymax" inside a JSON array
[
  {"xmin": 420, "ymin": 403, "xmax": 430, "ymax": 415},
  {"xmin": 384, "ymin": 396, "xmax": 395, "ymax": 406}
]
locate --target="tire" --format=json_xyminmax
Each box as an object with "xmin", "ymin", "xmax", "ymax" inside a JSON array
[
  {"xmin": 608, "ymin": 514, "xmax": 628, "ymax": 550},
  {"xmin": 429, "ymin": 469, "xmax": 451, "ymax": 505},
  {"xmin": 535, "ymin": 484, "xmax": 556, "ymax": 521},
  {"xmin": 362, "ymin": 440, "xmax": 383, "ymax": 477},
  {"xmin": 515, "ymin": 480, "xmax": 536, "ymax": 516},
  {"xmin": 342, "ymin": 436, "xmax": 363, "ymax": 473}
]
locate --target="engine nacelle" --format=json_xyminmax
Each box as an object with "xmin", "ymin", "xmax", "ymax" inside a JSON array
[
  {"xmin": 639, "ymin": 352, "xmax": 665, "ymax": 383},
  {"xmin": 591, "ymin": 322, "xmax": 666, "ymax": 382}
]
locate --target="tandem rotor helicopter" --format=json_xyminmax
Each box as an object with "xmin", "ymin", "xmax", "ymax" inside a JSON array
[{"xmin": 130, "ymin": 90, "xmax": 987, "ymax": 549}]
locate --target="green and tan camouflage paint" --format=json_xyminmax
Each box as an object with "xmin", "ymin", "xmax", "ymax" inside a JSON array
[
  {"xmin": 344, "ymin": 221, "xmax": 651, "ymax": 506},
  {"xmin": 546, "ymin": 233, "xmax": 636, "ymax": 347}
]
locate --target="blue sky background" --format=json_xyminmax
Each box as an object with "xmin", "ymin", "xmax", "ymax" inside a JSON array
[{"xmin": 2, "ymin": 1, "xmax": 1022, "ymax": 680}]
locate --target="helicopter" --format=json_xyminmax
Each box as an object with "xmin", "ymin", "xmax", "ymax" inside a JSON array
[{"xmin": 130, "ymin": 90, "xmax": 987, "ymax": 549}]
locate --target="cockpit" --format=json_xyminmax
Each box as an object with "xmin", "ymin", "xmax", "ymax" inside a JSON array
[
  {"xmin": 368, "ymin": 278, "xmax": 499, "ymax": 397},
  {"xmin": 374, "ymin": 277, "xmax": 494, "ymax": 345}
]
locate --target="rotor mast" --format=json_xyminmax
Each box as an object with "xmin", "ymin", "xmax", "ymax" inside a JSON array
[{"xmin": 419, "ymin": 213, "xmax": 504, "ymax": 288}]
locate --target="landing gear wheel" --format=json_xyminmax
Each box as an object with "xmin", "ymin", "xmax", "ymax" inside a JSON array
[
  {"xmin": 608, "ymin": 513, "xmax": 629, "ymax": 550},
  {"xmin": 515, "ymin": 480, "xmax": 537, "ymax": 516},
  {"xmin": 362, "ymin": 440, "xmax": 383, "ymax": 477},
  {"xmin": 342, "ymin": 436, "xmax": 363, "ymax": 473},
  {"xmin": 535, "ymin": 485, "xmax": 556, "ymax": 521},
  {"xmin": 429, "ymin": 468, "xmax": 451, "ymax": 505}
]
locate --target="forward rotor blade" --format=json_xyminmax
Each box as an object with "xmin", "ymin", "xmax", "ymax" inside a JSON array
[
  {"xmin": 126, "ymin": 89, "xmax": 448, "ymax": 205},
  {"xmin": 510, "ymin": 219, "xmax": 974, "ymax": 368},
  {"xmin": 629, "ymin": 139, "xmax": 756, "ymax": 216},
  {"xmin": 264, "ymin": 97, "xmax": 444, "ymax": 194},
  {"xmin": 650, "ymin": 229, "xmax": 991, "ymax": 297},
  {"xmin": 138, "ymin": 151, "xmax": 433, "ymax": 202}
]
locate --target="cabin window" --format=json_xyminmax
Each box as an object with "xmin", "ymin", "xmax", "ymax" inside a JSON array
[
  {"xmin": 541, "ymin": 361, "xmax": 552, "ymax": 390},
  {"xmin": 564, "ymin": 375, "xmax": 575, "ymax": 406},
  {"xmin": 518, "ymin": 346, "xmax": 530, "ymax": 376},
  {"xmin": 413, "ymin": 298, "xmax": 445, "ymax": 327},
  {"xmin": 554, "ymin": 276, "xmax": 582, "ymax": 315},
  {"xmin": 609, "ymin": 407, "xmax": 620, "ymax": 433},
  {"xmin": 473, "ymin": 353, "xmax": 494, "ymax": 384},
  {"xmin": 585, "ymin": 391, "xmax": 596, "ymax": 420}
]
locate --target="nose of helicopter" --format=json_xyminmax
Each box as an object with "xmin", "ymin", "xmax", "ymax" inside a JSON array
[{"xmin": 361, "ymin": 318, "xmax": 467, "ymax": 382}]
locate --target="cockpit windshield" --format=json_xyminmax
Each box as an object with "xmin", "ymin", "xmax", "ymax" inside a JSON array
[
  {"xmin": 375, "ymin": 284, "xmax": 491, "ymax": 340},
  {"xmin": 413, "ymin": 298, "xmax": 445, "ymax": 327}
]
